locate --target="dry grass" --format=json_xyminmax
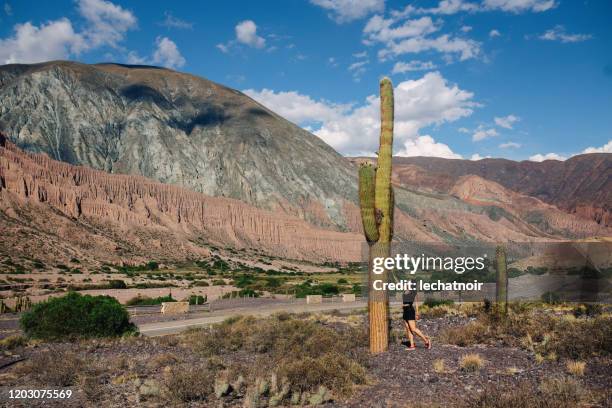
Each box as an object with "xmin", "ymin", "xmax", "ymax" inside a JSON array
[
  {"xmin": 433, "ymin": 359, "xmax": 445, "ymax": 373},
  {"xmin": 464, "ymin": 377, "xmax": 587, "ymax": 408},
  {"xmin": 565, "ymin": 360, "xmax": 586, "ymax": 376},
  {"xmin": 180, "ymin": 313, "xmax": 368, "ymax": 398},
  {"xmin": 0, "ymin": 335, "xmax": 26, "ymax": 350},
  {"xmin": 439, "ymin": 304, "xmax": 612, "ymax": 360},
  {"xmin": 459, "ymin": 354, "xmax": 484, "ymax": 372},
  {"xmin": 163, "ymin": 364, "xmax": 215, "ymax": 402},
  {"xmin": 26, "ymin": 350, "xmax": 83, "ymax": 386}
]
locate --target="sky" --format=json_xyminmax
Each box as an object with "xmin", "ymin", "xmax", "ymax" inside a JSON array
[{"xmin": 1, "ymin": 0, "xmax": 611, "ymax": 161}]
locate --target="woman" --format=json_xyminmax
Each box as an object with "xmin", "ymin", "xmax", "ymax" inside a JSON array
[{"xmin": 402, "ymin": 289, "xmax": 431, "ymax": 350}]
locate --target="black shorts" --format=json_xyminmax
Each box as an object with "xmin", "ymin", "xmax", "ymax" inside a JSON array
[{"xmin": 403, "ymin": 304, "xmax": 416, "ymax": 321}]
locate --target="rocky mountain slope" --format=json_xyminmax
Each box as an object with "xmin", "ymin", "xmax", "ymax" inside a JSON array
[
  {"xmin": 0, "ymin": 61, "xmax": 609, "ymax": 266},
  {"xmin": 0, "ymin": 61, "xmax": 356, "ymax": 230},
  {"xmin": 0, "ymin": 134, "xmax": 362, "ymax": 265},
  {"xmin": 386, "ymin": 155, "xmax": 611, "ymax": 227},
  {"xmin": 2, "ymin": 135, "xmax": 608, "ymax": 267}
]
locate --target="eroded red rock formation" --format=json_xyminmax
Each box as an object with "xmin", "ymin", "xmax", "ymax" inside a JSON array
[{"xmin": 0, "ymin": 138, "xmax": 363, "ymax": 263}]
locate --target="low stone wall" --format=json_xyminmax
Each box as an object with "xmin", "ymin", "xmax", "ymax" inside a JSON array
[
  {"xmin": 342, "ymin": 294, "xmax": 356, "ymax": 302},
  {"xmin": 306, "ymin": 295, "xmax": 322, "ymax": 304},
  {"xmin": 161, "ymin": 301, "xmax": 189, "ymax": 314}
]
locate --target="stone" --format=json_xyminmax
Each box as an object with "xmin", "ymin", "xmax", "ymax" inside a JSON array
[
  {"xmin": 342, "ymin": 293, "xmax": 356, "ymax": 302},
  {"xmin": 161, "ymin": 301, "xmax": 189, "ymax": 314}
]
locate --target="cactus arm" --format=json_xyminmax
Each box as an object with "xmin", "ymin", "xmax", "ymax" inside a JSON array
[{"xmin": 359, "ymin": 163, "xmax": 379, "ymax": 243}]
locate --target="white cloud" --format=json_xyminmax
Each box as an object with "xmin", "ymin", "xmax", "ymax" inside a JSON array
[
  {"xmin": 461, "ymin": 25, "xmax": 473, "ymax": 32},
  {"xmin": 364, "ymin": 15, "xmax": 439, "ymax": 43},
  {"xmin": 0, "ymin": 19, "xmax": 85, "ymax": 64},
  {"xmin": 392, "ymin": 60, "xmax": 437, "ymax": 73},
  {"xmin": 499, "ymin": 141, "xmax": 521, "ymax": 148},
  {"xmin": 4, "ymin": 2, "xmax": 12, "ymax": 16},
  {"xmin": 472, "ymin": 125, "xmax": 498, "ymax": 141},
  {"xmin": 242, "ymin": 89, "xmax": 352, "ymax": 126},
  {"xmin": 494, "ymin": 114, "xmax": 520, "ymax": 129},
  {"xmin": 353, "ymin": 51, "xmax": 368, "ymax": 58},
  {"xmin": 380, "ymin": 34, "xmax": 480, "ymax": 61},
  {"xmin": 470, "ymin": 153, "xmax": 491, "ymax": 160},
  {"xmin": 529, "ymin": 152, "xmax": 566, "ymax": 161},
  {"xmin": 126, "ymin": 50, "xmax": 147, "ymax": 65},
  {"xmin": 363, "ymin": 8, "xmax": 480, "ymax": 62},
  {"xmin": 160, "ymin": 11, "xmax": 193, "ymax": 30},
  {"xmin": 152, "ymin": 36, "xmax": 185, "ymax": 68},
  {"xmin": 310, "ymin": 0, "xmax": 385, "ymax": 23},
  {"xmin": 483, "ymin": 0, "xmax": 557, "ymax": 13},
  {"xmin": 235, "ymin": 20, "xmax": 266, "ymax": 48},
  {"xmin": 0, "ymin": 0, "xmax": 137, "ymax": 64},
  {"xmin": 216, "ymin": 43, "xmax": 229, "ymax": 53},
  {"xmin": 489, "ymin": 29, "xmax": 501, "ymax": 38},
  {"xmin": 538, "ymin": 25, "xmax": 592, "ymax": 43},
  {"xmin": 77, "ymin": 0, "xmax": 137, "ymax": 48},
  {"xmin": 405, "ymin": 0, "xmax": 556, "ymax": 15},
  {"xmin": 581, "ymin": 140, "xmax": 612, "ymax": 154},
  {"xmin": 398, "ymin": 135, "xmax": 462, "ymax": 159},
  {"xmin": 245, "ymin": 71, "xmax": 477, "ymax": 156}
]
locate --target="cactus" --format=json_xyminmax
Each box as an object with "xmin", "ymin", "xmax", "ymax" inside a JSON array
[
  {"xmin": 359, "ymin": 77, "xmax": 395, "ymax": 354},
  {"xmin": 496, "ymin": 245, "xmax": 508, "ymax": 314},
  {"xmin": 214, "ymin": 377, "xmax": 231, "ymax": 398},
  {"xmin": 308, "ymin": 386, "xmax": 332, "ymax": 405}
]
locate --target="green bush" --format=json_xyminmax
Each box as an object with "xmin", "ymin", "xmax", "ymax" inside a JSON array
[
  {"xmin": 424, "ymin": 298, "xmax": 454, "ymax": 308},
  {"xmin": 107, "ymin": 279, "xmax": 127, "ymax": 289},
  {"xmin": 187, "ymin": 295, "xmax": 207, "ymax": 305},
  {"xmin": 20, "ymin": 292, "xmax": 136, "ymax": 340},
  {"xmin": 125, "ymin": 294, "xmax": 175, "ymax": 306}
]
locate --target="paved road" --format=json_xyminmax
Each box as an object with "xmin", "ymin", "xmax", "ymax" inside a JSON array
[{"xmin": 137, "ymin": 300, "xmax": 370, "ymax": 336}]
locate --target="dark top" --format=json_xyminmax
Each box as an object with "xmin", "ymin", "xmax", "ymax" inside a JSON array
[{"xmin": 402, "ymin": 291, "xmax": 417, "ymax": 305}]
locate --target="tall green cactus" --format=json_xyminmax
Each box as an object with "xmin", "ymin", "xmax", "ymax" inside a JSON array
[
  {"xmin": 496, "ymin": 245, "xmax": 508, "ymax": 314},
  {"xmin": 359, "ymin": 77, "xmax": 395, "ymax": 354}
]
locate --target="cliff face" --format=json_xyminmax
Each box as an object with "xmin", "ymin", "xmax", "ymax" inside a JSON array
[
  {"xmin": 0, "ymin": 61, "xmax": 357, "ymax": 230},
  {"xmin": 386, "ymin": 155, "xmax": 612, "ymax": 227},
  {"xmin": 0, "ymin": 135, "xmax": 363, "ymax": 264}
]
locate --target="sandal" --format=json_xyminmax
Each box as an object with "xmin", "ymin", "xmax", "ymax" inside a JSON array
[
  {"xmin": 425, "ymin": 338, "xmax": 432, "ymax": 350},
  {"xmin": 406, "ymin": 345, "xmax": 416, "ymax": 350}
]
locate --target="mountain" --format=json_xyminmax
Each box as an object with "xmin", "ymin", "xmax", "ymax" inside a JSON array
[
  {"xmin": 0, "ymin": 61, "xmax": 609, "ymax": 267},
  {"xmin": 0, "ymin": 133, "xmax": 362, "ymax": 266},
  {"xmin": 385, "ymin": 155, "xmax": 611, "ymax": 227},
  {"xmin": 0, "ymin": 61, "xmax": 357, "ymax": 230}
]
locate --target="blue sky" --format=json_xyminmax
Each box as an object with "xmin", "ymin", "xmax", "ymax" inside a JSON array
[{"xmin": 1, "ymin": 0, "xmax": 610, "ymax": 160}]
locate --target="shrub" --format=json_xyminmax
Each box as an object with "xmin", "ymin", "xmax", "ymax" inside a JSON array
[
  {"xmin": 164, "ymin": 364, "xmax": 214, "ymax": 402},
  {"xmin": 565, "ymin": 360, "xmax": 586, "ymax": 376},
  {"xmin": 125, "ymin": 294, "xmax": 175, "ymax": 306},
  {"xmin": 107, "ymin": 279, "xmax": 127, "ymax": 289},
  {"xmin": 433, "ymin": 359, "xmax": 445, "ymax": 373},
  {"xmin": 464, "ymin": 377, "xmax": 585, "ymax": 408},
  {"xmin": 572, "ymin": 303, "xmax": 602, "ymax": 318},
  {"xmin": 424, "ymin": 298, "xmax": 454, "ymax": 308},
  {"xmin": 0, "ymin": 335, "xmax": 26, "ymax": 350},
  {"xmin": 28, "ymin": 351, "xmax": 83, "ymax": 386},
  {"xmin": 459, "ymin": 354, "xmax": 484, "ymax": 372},
  {"xmin": 187, "ymin": 295, "xmax": 207, "ymax": 305},
  {"xmin": 20, "ymin": 292, "xmax": 136, "ymax": 340}
]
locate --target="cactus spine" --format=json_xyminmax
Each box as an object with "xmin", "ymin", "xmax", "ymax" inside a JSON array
[
  {"xmin": 359, "ymin": 77, "xmax": 395, "ymax": 354},
  {"xmin": 496, "ymin": 245, "xmax": 508, "ymax": 314}
]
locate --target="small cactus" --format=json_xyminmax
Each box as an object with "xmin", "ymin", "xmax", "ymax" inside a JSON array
[
  {"xmin": 214, "ymin": 377, "xmax": 231, "ymax": 398},
  {"xmin": 496, "ymin": 245, "xmax": 508, "ymax": 314},
  {"xmin": 256, "ymin": 377, "xmax": 269, "ymax": 396},
  {"xmin": 309, "ymin": 386, "xmax": 332, "ymax": 405},
  {"xmin": 290, "ymin": 392, "xmax": 301, "ymax": 405}
]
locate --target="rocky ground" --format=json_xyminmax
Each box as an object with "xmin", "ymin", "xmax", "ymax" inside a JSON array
[{"xmin": 0, "ymin": 306, "xmax": 610, "ymax": 407}]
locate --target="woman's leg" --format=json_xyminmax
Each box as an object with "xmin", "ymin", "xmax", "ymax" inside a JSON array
[
  {"xmin": 404, "ymin": 321, "xmax": 414, "ymax": 347},
  {"xmin": 408, "ymin": 320, "xmax": 429, "ymax": 344}
]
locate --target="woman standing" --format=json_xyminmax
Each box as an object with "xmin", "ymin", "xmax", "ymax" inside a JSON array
[{"xmin": 402, "ymin": 290, "xmax": 431, "ymax": 350}]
